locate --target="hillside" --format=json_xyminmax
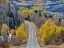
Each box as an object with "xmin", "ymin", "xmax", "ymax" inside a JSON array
[{"xmin": 0, "ymin": 2, "xmax": 24, "ymax": 29}]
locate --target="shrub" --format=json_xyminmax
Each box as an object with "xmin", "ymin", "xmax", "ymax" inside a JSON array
[{"xmin": 39, "ymin": 19, "xmax": 64, "ymax": 45}]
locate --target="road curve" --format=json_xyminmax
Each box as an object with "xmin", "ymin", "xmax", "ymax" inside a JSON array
[{"xmin": 25, "ymin": 21, "xmax": 40, "ymax": 48}]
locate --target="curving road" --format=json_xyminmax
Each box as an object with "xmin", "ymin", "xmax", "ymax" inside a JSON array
[{"xmin": 25, "ymin": 21, "xmax": 40, "ymax": 48}]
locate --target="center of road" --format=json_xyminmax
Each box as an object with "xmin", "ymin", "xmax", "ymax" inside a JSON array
[{"xmin": 25, "ymin": 21, "xmax": 40, "ymax": 48}]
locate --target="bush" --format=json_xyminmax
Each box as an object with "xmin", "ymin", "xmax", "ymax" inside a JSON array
[{"xmin": 39, "ymin": 19, "xmax": 64, "ymax": 45}]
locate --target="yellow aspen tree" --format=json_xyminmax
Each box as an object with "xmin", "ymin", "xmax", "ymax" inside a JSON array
[
  {"xmin": 1, "ymin": 24, "xmax": 9, "ymax": 36},
  {"xmin": 16, "ymin": 23, "xmax": 27, "ymax": 43},
  {"xmin": 20, "ymin": 8, "xmax": 29, "ymax": 19},
  {"xmin": 19, "ymin": 8, "xmax": 34, "ymax": 19},
  {"xmin": 40, "ymin": 19, "xmax": 64, "ymax": 45}
]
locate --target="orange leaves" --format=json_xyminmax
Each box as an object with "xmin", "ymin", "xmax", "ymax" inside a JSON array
[
  {"xmin": 39, "ymin": 19, "xmax": 64, "ymax": 44},
  {"xmin": 16, "ymin": 23, "xmax": 27, "ymax": 43}
]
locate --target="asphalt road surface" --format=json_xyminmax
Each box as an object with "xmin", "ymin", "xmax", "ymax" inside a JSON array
[{"xmin": 25, "ymin": 21, "xmax": 40, "ymax": 48}]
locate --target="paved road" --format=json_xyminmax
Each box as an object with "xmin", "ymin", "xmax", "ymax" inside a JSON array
[{"xmin": 25, "ymin": 21, "xmax": 40, "ymax": 48}]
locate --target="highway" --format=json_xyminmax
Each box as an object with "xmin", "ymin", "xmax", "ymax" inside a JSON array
[{"xmin": 25, "ymin": 21, "xmax": 40, "ymax": 48}]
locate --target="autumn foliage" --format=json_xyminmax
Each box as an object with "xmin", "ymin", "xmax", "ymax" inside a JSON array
[
  {"xmin": 39, "ymin": 19, "xmax": 64, "ymax": 45},
  {"xmin": 10, "ymin": 29, "xmax": 15, "ymax": 35},
  {"xmin": 0, "ymin": 23, "xmax": 27, "ymax": 44},
  {"xmin": 1, "ymin": 24, "xmax": 9, "ymax": 36},
  {"xmin": 19, "ymin": 8, "xmax": 34, "ymax": 19},
  {"xmin": 16, "ymin": 23, "xmax": 27, "ymax": 43}
]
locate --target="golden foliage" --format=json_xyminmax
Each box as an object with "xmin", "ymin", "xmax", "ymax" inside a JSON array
[
  {"xmin": 1, "ymin": 24, "xmax": 9, "ymax": 36},
  {"xmin": 10, "ymin": 29, "xmax": 15, "ymax": 35},
  {"xmin": 16, "ymin": 23, "xmax": 27, "ymax": 43},
  {"xmin": 29, "ymin": 9, "xmax": 34, "ymax": 14},
  {"xmin": 39, "ymin": 19, "xmax": 64, "ymax": 44},
  {"xmin": 21, "ymin": 8, "xmax": 29, "ymax": 18},
  {"xmin": 55, "ymin": 26, "xmax": 63, "ymax": 41},
  {"xmin": 19, "ymin": 8, "xmax": 34, "ymax": 19}
]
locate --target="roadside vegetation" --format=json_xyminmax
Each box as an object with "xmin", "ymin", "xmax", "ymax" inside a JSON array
[
  {"xmin": 0, "ymin": 0, "xmax": 64, "ymax": 48},
  {"xmin": 39, "ymin": 19, "xmax": 64, "ymax": 45},
  {"xmin": 0, "ymin": 0, "xmax": 29, "ymax": 48},
  {"xmin": 18, "ymin": 4, "xmax": 64, "ymax": 47},
  {"xmin": 0, "ymin": 23, "xmax": 28, "ymax": 48}
]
